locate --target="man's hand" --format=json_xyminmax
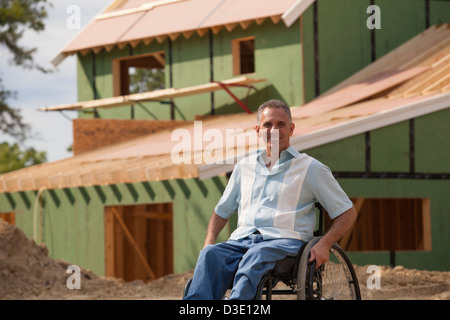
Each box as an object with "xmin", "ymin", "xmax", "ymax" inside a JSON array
[{"xmin": 308, "ymin": 240, "xmax": 331, "ymax": 268}]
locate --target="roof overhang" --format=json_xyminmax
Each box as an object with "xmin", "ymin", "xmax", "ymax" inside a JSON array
[{"xmin": 197, "ymin": 92, "xmax": 450, "ymax": 180}]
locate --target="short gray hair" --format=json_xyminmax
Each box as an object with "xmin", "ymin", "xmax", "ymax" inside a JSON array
[{"xmin": 256, "ymin": 99, "xmax": 292, "ymax": 125}]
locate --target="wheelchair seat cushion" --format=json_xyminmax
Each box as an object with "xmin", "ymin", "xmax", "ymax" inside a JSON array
[{"xmin": 270, "ymin": 256, "xmax": 297, "ymax": 277}]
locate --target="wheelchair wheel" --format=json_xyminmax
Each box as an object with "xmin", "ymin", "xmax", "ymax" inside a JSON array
[{"xmin": 297, "ymin": 237, "xmax": 361, "ymax": 300}]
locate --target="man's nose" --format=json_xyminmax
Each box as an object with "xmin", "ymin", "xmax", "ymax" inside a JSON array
[{"xmin": 270, "ymin": 128, "xmax": 279, "ymax": 136}]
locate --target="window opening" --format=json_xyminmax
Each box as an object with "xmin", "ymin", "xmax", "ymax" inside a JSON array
[
  {"xmin": 232, "ymin": 37, "xmax": 255, "ymax": 75},
  {"xmin": 113, "ymin": 52, "xmax": 166, "ymax": 96}
]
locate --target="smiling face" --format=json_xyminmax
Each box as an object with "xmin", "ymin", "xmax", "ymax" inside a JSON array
[{"xmin": 256, "ymin": 106, "xmax": 295, "ymax": 157}]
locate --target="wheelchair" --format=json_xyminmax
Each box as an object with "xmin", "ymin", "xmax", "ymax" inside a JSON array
[{"xmin": 184, "ymin": 203, "xmax": 361, "ymax": 300}]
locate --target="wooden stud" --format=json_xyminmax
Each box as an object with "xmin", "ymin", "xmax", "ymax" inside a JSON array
[
  {"xmin": 104, "ymin": 207, "xmax": 116, "ymax": 277},
  {"xmin": 422, "ymin": 198, "xmax": 432, "ymax": 251},
  {"xmin": 111, "ymin": 206, "xmax": 156, "ymax": 280}
]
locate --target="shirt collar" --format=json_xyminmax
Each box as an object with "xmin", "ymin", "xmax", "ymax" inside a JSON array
[
  {"xmin": 257, "ymin": 145, "xmax": 300, "ymax": 166},
  {"xmin": 283, "ymin": 145, "xmax": 301, "ymax": 159}
]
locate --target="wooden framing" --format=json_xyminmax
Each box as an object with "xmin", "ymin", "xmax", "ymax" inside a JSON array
[
  {"xmin": 112, "ymin": 51, "xmax": 165, "ymax": 96},
  {"xmin": 104, "ymin": 203, "xmax": 173, "ymax": 282},
  {"xmin": 329, "ymin": 198, "xmax": 433, "ymax": 252},
  {"xmin": 0, "ymin": 212, "xmax": 15, "ymax": 225},
  {"xmin": 39, "ymin": 76, "xmax": 265, "ymax": 112}
]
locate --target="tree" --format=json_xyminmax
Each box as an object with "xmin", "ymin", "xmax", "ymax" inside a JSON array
[
  {"xmin": 0, "ymin": 141, "xmax": 46, "ymax": 174},
  {"xmin": 129, "ymin": 67, "xmax": 165, "ymax": 94},
  {"xmin": 0, "ymin": 0, "xmax": 52, "ymax": 142}
]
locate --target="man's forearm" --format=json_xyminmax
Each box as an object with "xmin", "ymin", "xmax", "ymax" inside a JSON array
[
  {"xmin": 204, "ymin": 212, "xmax": 229, "ymax": 248},
  {"xmin": 320, "ymin": 206, "xmax": 357, "ymax": 248},
  {"xmin": 309, "ymin": 206, "xmax": 357, "ymax": 267}
]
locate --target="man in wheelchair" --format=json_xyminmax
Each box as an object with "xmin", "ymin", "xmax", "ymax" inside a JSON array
[{"xmin": 183, "ymin": 99, "xmax": 357, "ymax": 300}]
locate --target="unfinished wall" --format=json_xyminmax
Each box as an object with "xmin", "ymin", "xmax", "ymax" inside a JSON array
[
  {"xmin": 302, "ymin": 0, "xmax": 450, "ymax": 103},
  {"xmin": 304, "ymin": 108, "xmax": 450, "ymax": 271},
  {"xmin": 0, "ymin": 176, "xmax": 230, "ymax": 278}
]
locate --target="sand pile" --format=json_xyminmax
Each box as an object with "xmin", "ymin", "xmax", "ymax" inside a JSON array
[{"xmin": 0, "ymin": 219, "xmax": 448, "ymax": 300}]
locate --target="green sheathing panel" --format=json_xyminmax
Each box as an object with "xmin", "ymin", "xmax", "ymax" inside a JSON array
[
  {"xmin": 371, "ymin": 121, "xmax": 410, "ymax": 172},
  {"xmin": 77, "ymin": 54, "xmax": 94, "ymax": 120},
  {"xmin": 255, "ymin": 21, "xmax": 303, "ymax": 108},
  {"xmin": 415, "ymin": 108, "xmax": 450, "ymax": 173},
  {"xmin": 0, "ymin": 177, "xmax": 229, "ymax": 276},
  {"xmin": 317, "ymin": 0, "xmax": 371, "ymax": 94},
  {"xmin": 171, "ymin": 33, "xmax": 211, "ymax": 120},
  {"xmin": 430, "ymin": 0, "xmax": 450, "ymax": 24},
  {"xmin": 374, "ymin": 0, "xmax": 426, "ymax": 59},
  {"xmin": 340, "ymin": 178, "xmax": 450, "ymax": 271},
  {"xmin": 212, "ymin": 20, "xmax": 304, "ymax": 114},
  {"xmin": 303, "ymin": 134, "xmax": 366, "ymax": 172}
]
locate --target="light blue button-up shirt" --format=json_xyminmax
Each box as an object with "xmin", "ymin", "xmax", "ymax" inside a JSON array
[{"xmin": 214, "ymin": 146, "xmax": 353, "ymax": 241}]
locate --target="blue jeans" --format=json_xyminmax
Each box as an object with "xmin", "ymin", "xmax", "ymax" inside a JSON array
[{"xmin": 183, "ymin": 234, "xmax": 304, "ymax": 300}]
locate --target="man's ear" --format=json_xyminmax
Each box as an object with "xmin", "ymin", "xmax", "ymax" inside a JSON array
[
  {"xmin": 289, "ymin": 122, "xmax": 295, "ymax": 137},
  {"xmin": 256, "ymin": 125, "xmax": 260, "ymax": 136}
]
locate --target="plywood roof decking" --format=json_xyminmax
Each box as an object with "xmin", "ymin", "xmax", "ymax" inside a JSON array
[
  {"xmin": 2, "ymin": 24, "xmax": 449, "ymax": 193},
  {"xmin": 52, "ymin": 0, "xmax": 306, "ymax": 66},
  {"xmin": 323, "ymin": 24, "xmax": 450, "ymax": 95},
  {"xmin": 39, "ymin": 76, "xmax": 265, "ymax": 112}
]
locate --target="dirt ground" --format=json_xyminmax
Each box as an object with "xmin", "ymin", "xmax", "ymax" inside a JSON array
[{"xmin": 1, "ymin": 219, "xmax": 449, "ymax": 300}]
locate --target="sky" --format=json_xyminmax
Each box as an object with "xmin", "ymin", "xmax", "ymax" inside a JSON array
[{"xmin": 0, "ymin": 0, "xmax": 113, "ymax": 162}]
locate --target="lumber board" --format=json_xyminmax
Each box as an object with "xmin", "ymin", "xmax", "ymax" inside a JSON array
[
  {"xmin": 39, "ymin": 76, "xmax": 266, "ymax": 112},
  {"xmin": 96, "ymin": 0, "xmax": 185, "ymax": 21},
  {"xmin": 387, "ymin": 54, "xmax": 450, "ymax": 98},
  {"xmin": 291, "ymin": 66, "xmax": 429, "ymax": 118},
  {"xmin": 422, "ymin": 199, "xmax": 432, "ymax": 251},
  {"xmin": 104, "ymin": 208, "xmax": 116, "ymax": 277}
]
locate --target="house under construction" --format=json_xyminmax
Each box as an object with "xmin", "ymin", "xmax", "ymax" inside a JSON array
[{"xmin": 0, "ymin": 0, "xmax": 449, "ymax": 282}]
